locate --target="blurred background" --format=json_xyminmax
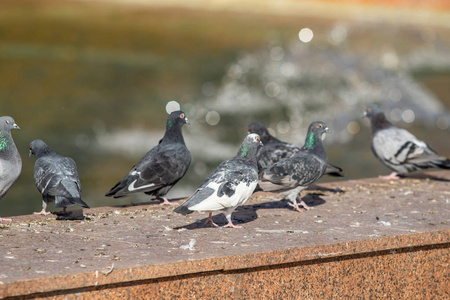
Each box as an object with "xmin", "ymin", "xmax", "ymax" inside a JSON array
[{"xmin": 1, "ymin": 0, "xmax": 449, "ymax": 217}]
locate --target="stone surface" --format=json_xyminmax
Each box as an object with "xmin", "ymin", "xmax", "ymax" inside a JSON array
[{"xmin": 0, "ymin": 171, "xmax": 449, "ymax": 298}]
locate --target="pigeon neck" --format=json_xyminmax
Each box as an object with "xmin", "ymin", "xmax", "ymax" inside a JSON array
[
  {"xmin": 263, "ymin": 134, "xmax": 282, "ymax": 144},
  {"xmin": 303, "ymin": 131, "xmax": 320, "ymax": 150},
  {"xmin": 0, "ymin": 134, "xmax": 11, "ymax": 152},
  {"xmin": 0, "ymin": 133, "xmax": 18, "ymax": 159},
  {"xmin": 162, "ymin": 123, "xmax": 185, "ymax": 145},
  {"xmin": 371, "ymin": 113, "xmax": 392, "ymax": 133},
  {"xmin": 35, "ymin": 146, "xmax": 54, "ymax": 158},
  {"xmin": 302, "ymin": 131, "xmax": 327, "ymax": 158},
  {"xmin": 238, "ymin": 144, "xmax": 258, "ymax": 160}
]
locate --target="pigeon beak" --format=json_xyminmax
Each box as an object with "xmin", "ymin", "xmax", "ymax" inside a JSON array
[
  {"xmin": 185, "ymin": 118, "xmax": 190, "ymax": 125},
  {"xmin": 13, "ymin": 123, "xmax": 20, "ymax": 130},
  {"xmin": 325, "ymin": 127, "xmax": 331, "ymax": 133},
  {"xmin": 29, "ymin": 150, "xmax": 32, "ymax": 157}
]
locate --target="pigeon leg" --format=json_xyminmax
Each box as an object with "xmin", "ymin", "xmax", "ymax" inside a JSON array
[
  {"xmin": 297, "ymin": 196, "xmax": 312, "ymax": 210},
  {"xmin": 158, "ymin": 196, "xmax": 177, "ymax": 206},
  {"xmin": 379, "ymin": 172, "xmax": 401, "ymax": 180},
  {"xmin": 0, "ymin": 217, "xmax": 12, "ymax": 223},
  {"xmin": 205, "ymin": 212, "xmax": 219, "ymax": 227},
  {"xmin": 34, "ymin": 202, "xmax": 51, "ymax": 215}
]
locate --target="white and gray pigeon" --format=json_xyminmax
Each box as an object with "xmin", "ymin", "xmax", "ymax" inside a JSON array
[
  {"xmin": 106, "ymin": 111, "xmax": 191, "ymax": 205},
  {"xmin": 174, "ymin": 133, "xmax": 262, "ymax": 228},
  {"xmin": 0, "ymin": 116, "xmax": 22, "ymax": 223},
  {"xmin": 248, "ymin": 121, "xmax": 342, "ymax": 177},
  {"xmin": 29, "ymin": 139, "xmax": 89, "ymax": 215},
  {"xmin": 364, "ymin": 104, "xmax": 450, "ymax": 179},
  {"xmin": 258, "ymin": 121, "xmax": 330, "ymax": 212}
]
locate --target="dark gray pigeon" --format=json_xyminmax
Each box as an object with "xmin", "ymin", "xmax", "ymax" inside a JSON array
[
  {"xmin": 174, "ymin": 133, "xmax": 262, "ymax": 228},
  {"xmin": 248, "ymin": 121, "xmax": 342, "ymax": 176},
  {"xmin": 0, "ymin": 116, "xmax": 22, "ymax": 223},
  {"xmin": 364, "ymin": 104, "xmax": 450, "ymax": 179},
  {"xmin": 29, "ymin": 139, "xmax": 89, "ymax": 215},
  {"xmin": 258, "ymin": 121, "xmax": 330, "ymax": 212},
  {"xmin": 106, "ymin": 110, "xmax": 191, "ymax": 205}
]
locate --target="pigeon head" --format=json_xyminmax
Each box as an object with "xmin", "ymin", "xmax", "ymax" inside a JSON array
[
  {"xmin": 364, "ymin": 104, "xmax": 385, "ymax": 119},
  {"xmin": 303, "ymin": 121, "xmax": 330, "ymax": 150},
  {"xmin": 167, "ymin": 110, "xmax": 190, "ymax": 130},
  {"xmin": 0, "ymin": 116, "xmax": 20, "ymax": 152},
  {"xmin": 364, "ymin": 104, "xmax": 392, "ymax": 132},
  {"xmin": 29, "ymin": 139, "xmax": 53, "ymax": 158},
  {"xmin": 238, "ymin": 133, "xmax": 263, "ymax": 159},
  {"xmin": 0, "ymin": 116, "xmax": 20, "ymax": 132},
  {"xmin": 247, "ymin": 122, "xmax": 271, "ymax": 142}
]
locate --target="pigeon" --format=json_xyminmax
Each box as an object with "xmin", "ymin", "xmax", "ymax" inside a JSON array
[
  {"xmin": 248, "ymin": 121, "xmax": 342, "ymax": 176},
  {"xmin": 258, "ymin": 121, "xmax": 330, "ymax": 212},
  {"xmin": 364, "ymin": 104, "xmax": 450, "ymax": 179},
  {"xmin": 0, "ymin": 116, "xmax": 22, "ymax": 223},
  {"xmin": 29, "ymin": 139, "xmax": 89, "ymax": 215},
  {"xmin": 174, "ymin": 133, "xmax": 262, "ymax": 228},
  {"xmin": 106, "ymin": 110, "xmax": 191, "ymax": 205}
]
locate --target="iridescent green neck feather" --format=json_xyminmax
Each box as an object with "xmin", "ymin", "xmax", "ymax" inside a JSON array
[
  {"xmin": 240, "ymin": 145, "xmax": 249, "ymax": 157},
  {"xmin": 0, "ymin": 136, "xmax": 9, "ymax": 152},
  {"xmin": 304, "ymin": 131, "xmax": 316, "ymax": 150}
]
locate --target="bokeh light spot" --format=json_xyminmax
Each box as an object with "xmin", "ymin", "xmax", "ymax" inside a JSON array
[
  {"xmin": 401, "ymin": 109, "xmax": 415, "ymax": 123},
  {"xmin": 166, "ymin": 100, "xmax": 180, "ymax": 114},
  {"xmin": 347, "ymin": 121, "xmax": 360, "ymax": 135},
  {"xmin": 299, "ymin": 28, "xmax": 314, "ymax": 43},
  {"xmin": 205, "ymin": 111, "xmax": 220, "ymax": 126}
]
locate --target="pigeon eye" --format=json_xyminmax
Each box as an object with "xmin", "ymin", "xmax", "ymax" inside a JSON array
[
  {"xmin": 180, "ymin": 113, "xmax": 185, "ymax": 119},
  {"xmin": 256, "ymin": 137, "xmax": 260, "ymax": 142},
  {"xmin": 318, "ymin": 124, "xmax": 322, "ymax": 128},
  {"xmin": 5, "ymin": 120, "xmax": 10, "ymax": 125},
  {"xmin": 249, "ymin": 128, "xmax": 253, "ymax": 132},
  {"xmin": 367, "ymin": 108, "xmax": 371, "ymax": 112}
]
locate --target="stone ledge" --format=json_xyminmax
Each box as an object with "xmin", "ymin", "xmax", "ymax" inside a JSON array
[{"xmin": 1, "ymin": 171, "xmax": 449, "ymax": 298}]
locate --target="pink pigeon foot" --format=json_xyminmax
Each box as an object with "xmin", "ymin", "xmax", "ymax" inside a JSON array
[
  {"xmin": 223, "ymin": 221, "xmax": 242, "ymax": 229},
  {"xmin": 158, "ymin": 196, "xmax": 177, "ymax": 206},
  {"xmin": 34, "ymin": 209, "xmax": 52, "ymax": 215},
  {"xmin": 378, "ymin": 172, "xmax": 401, "ymax": 180},
  {"xmin": 297, "ymin": 197, "xmax": 312, "ymax": 210}
]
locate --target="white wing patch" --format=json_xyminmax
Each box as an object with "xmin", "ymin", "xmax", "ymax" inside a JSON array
[
  {"xmin": 189, "ymin": 181, "xmax": 257, "ymax": 212},
  {"xmin": 128, "ymin": 179, "xmax": 155, "ymax": 192}
]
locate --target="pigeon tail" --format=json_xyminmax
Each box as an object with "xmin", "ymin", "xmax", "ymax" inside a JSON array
[
  {"xmin": 55, "ymin": 196, "xmax": 90, "ymax": 209},
  {"xmin": 325, "ymin": 163, "xmax": 344, "ymax": 177},
  {"xmin": 105, "ymin": 180, "xmax": 127, "ymax": 198},
  {"xmin": 173, "ymin": 203, "xmax": 194, "ymax": 215}
]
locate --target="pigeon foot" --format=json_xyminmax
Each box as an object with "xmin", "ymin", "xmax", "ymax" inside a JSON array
[
  {"xmin": 378, "ymin": 172, "xmax": 400, "ymax": 180},
  {"xmin": 158, "ymin": 197, "xmax": 177, "ymax": 206},
  {"xmin": 205, "ymin": 213, "xmax": 219, "ymax": 227},
  {"xmin": 34, "ymin": 210, "xmax": 52, "ymax": 215}
]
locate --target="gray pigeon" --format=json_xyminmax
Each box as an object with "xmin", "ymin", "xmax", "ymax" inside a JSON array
[
  {"xmin": 106, "ymin": 111, "xmax": 191, "ymax": 205},
  {"xmin": 364, "ymin": 104, "xmax": 450, "ymax": 179},
  {"xmin": 258, "ymin": 121, "xmax": 330, "ymax": 212},
  {"xmin": 174, "ymin": 133, "xmax": 262, "ymax": 228},
  {"xmin": 29, "ymin": 139, "xmax": 89, "ymax": 215},
  {"xmin": 0, "ymin": 116, "xmax": 22, "ymax": 223},
  {"xmin": 248, "ymin": 121, "xmax": 342, "ymax": 176}
]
